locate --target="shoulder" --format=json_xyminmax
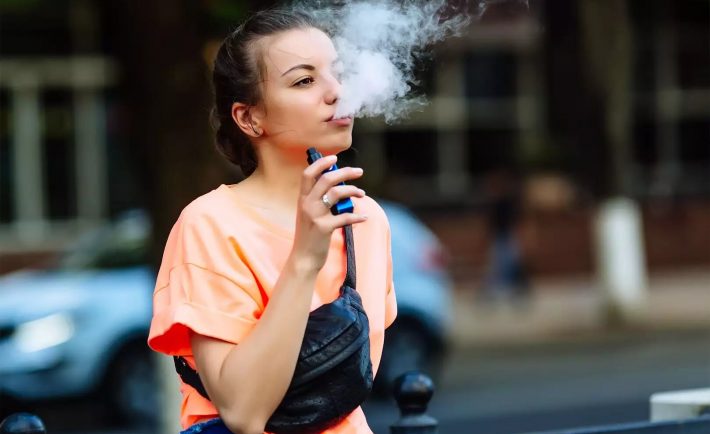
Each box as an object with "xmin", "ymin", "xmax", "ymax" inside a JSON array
[
  {"xmin": 159, "ymin": 186, "xmax": 244, "ymax": 272},
  {"xmin": 179, "ymin": 186, "xmax": 228, "ymax": 222},
  {"xmin": 172, "ymin": 185, "xmax": 244, "ymax": 238},
  {"xmin": 163, "ymin": 186, "xmax": 238, "ymax": 255},
  {"xmin": 356, "ymin": 195, "xmax": 388, "ymax": 221},
  {"xmin": 354, "ymin": 196, "xmax": 391, "ymax": 236}
]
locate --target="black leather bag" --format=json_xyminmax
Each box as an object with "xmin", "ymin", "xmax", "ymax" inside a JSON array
[{"xmin": 174, "ymin": 225, "xmax": 373, "ymax": 433}]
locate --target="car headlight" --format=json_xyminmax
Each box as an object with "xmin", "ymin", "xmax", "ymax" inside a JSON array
[{"xmin": 13, "ymin": 313, "xmax": 76, "ymax": 353}]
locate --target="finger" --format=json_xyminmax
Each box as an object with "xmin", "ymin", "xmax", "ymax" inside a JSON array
[
  {"xmin": 311, "ymin": 167, "xmax": 364, "ymax": 198},
  {"xmin": 323, "ymin": 185, "xmax": 366, "ymax": 205},
  {"xmin": 326, "ymin": 212, "xmax": 369, "ymax": 230},
  {"xmin": 315, "ymin": 212, "xmax": 369, "ymax": 233},
  {"xmin": 300, "ymin": 155, "xmax": 338, "ymax": 195}
]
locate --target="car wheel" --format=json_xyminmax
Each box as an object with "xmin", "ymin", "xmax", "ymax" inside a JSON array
[
  {"xmin": 375, "ymin": 319, "xmax": 442, "ymax": 398},
  {"xmin": 104, "ymin": 343, "xmax": 159, "ymax": 429}
]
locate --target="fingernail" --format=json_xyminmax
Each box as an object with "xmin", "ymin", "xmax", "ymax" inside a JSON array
[
  {"xmin": 359, "ymin": 189, "xmax": 366, "ymax": 195},
  {"xmin": 354, "ymin": 167, "xmax": 363, "ymax": 173}
]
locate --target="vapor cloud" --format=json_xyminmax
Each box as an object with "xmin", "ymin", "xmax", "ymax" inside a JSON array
[{"xmin": 295, "ymin": 0, "xmax": 472, "ymax": 123}]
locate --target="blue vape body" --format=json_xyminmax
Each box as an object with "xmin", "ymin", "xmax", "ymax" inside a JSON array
[{"xmin": 306, "ymin": 147, "xmax": 355, "ymax": 215}]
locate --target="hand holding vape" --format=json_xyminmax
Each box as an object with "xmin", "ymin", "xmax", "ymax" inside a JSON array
[{"xmin": 306, "ymin": 147, "xmax": 355, "ymax": 215}]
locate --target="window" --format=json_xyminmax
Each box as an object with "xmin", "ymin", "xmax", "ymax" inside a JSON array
[
  {"xmin": 467, "ymin": 128, "xmax": 517, "ymax": 174},
  {"xmin": 675, "ymin": 1, "xmax": 710, "ymax": 89},
  {"xmin": 464, "ymin": 52, "xmax": 518, "ymax": 99},
  {"xmin": 679, "ymin": 120, "xmax": 710, "ymax": 163},
  {"xmin": 0, "ymin": 57, "xmax": 114, "ymax": 249},
  {"xmin": 629, "ymin": 0, "xmax": 657, "ymax": 93},
  {"xmin": 632, "ymin": 117, "xmax": 658, "ymax": 165},
  {"xmin": 384, "ymin": 130, "xmax": 439, "ymax": 177},
  {"xmin": 42, "ymin": 89, "xmax": 77, "ymax": 220}
]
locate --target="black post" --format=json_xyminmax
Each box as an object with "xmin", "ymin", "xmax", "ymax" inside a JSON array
[
  {"xmin": 390, "ymin": 371, "xmax": 438, "ymax": 434},
  {"xmin": 0, "ymin": 413, "xmax": 46, "ymax": 434}
]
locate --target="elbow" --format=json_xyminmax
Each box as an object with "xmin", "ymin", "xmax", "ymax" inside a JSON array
[{"xmin": 221, "ymin": 407, "xmax": 266, "ymax": 434}]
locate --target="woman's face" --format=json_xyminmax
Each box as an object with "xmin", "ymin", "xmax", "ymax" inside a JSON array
[{"xmin": 255, "ymin": 27, "xmax": 352, "ymax": 157}]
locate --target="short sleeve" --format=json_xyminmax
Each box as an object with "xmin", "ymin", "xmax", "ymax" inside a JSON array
[
  {"xmin": 384, "ymin": 221, "xmax": 397, "ymax": 329},
  {"xmin": 148, "ymin": 209, "xmax": 264, "ymax": 355}
]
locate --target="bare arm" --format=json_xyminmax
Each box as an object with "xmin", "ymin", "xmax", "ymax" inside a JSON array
[{"xmin": 190, "ymin": 155, "xmax": 367, "ymax": 434}]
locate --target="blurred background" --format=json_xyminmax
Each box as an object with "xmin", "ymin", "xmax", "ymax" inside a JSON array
[{"xmin": 1, "ymin": 1, "xmax": 709, "ymax": 433}]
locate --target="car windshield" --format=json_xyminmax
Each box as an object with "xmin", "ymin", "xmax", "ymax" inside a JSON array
[{"xmin": 59, "ymin": 210, "xmax": 150, "ymax": 270}]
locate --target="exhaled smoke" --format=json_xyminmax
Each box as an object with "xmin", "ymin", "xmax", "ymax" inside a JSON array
[{"xmin": 294, "ymin": 0, "xmax": 472, "ymax": 123}]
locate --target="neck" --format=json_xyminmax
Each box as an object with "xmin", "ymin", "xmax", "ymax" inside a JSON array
[{"xmin": 242, "ymin": 144, "xmax": 306, "ymax": 213}]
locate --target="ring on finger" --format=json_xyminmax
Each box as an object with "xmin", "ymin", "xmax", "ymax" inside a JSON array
[{"xmin": 321, "ymin": 193, "xmax": 334, "ymax": 209}]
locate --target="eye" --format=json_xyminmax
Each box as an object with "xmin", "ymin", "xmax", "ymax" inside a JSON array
[{"xmin": 294, "ymin": 77, "xmax": 314, "ymax": 87}]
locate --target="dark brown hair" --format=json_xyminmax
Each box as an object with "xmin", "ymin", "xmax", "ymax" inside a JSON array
[{"xmin": 212, "ymin": 8, "xmax": 318, "ymax": 176}]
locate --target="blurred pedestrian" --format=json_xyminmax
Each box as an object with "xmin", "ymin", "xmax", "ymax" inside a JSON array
[{"xmin": 481, "ymin": 168, "xmax": 530, "ymax": 304}]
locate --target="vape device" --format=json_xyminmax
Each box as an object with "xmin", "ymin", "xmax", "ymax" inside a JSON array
[{"xmin": 306, "ymin": 147, "xmax": 355, "ymax": 215}]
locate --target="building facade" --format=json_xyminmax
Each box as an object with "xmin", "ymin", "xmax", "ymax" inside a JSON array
[{"xmin": 1, "ymin": 0, "xmax": 709, "ymax": 277}]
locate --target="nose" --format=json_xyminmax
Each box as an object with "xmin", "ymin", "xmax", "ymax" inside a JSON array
[{"xmin": 324, "ymin": 73, "xmax": 341, "ymax": 105}]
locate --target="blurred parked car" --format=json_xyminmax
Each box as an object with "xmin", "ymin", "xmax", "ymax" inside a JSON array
[
  {"xmin": 375, "ymin": 200, "xmax": 453, "ymax": 394},
  {"xmin": 0, "ymin": 201, "xmax": 452, "ymax": 426},
  {"xmin": 0, "ymin": 210, "xmax": 156, "ymax": 427}
]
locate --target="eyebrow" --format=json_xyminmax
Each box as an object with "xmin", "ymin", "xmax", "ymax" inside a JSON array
[{"xmin": 280, "ymin": 64, "xmax": 315, "ymax": 77}]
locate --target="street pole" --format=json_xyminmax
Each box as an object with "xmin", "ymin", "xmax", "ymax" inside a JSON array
[{"xmin": 579, "ymin": 0, "xmax": 648, "ymax": 324}]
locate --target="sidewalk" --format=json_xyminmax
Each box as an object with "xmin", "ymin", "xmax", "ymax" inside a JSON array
[{"xmin": 449, "ymin": 268, "xmax": 710, "ymax": 348}]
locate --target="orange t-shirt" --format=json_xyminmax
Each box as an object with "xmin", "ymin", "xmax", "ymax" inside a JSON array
[{"xmin": 148, "ymin": 184, "xmax": 397, "ymax": 433}]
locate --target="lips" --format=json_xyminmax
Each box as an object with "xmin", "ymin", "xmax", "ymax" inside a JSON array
[
  {"xmin": 326, "ymin": 114, "xmax": 353, "ymax": 122},
  {"xmin": 327, "ymin": 116, "xmax": 353, "ymax": 127}
]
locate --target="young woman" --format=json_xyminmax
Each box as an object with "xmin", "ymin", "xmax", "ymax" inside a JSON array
[{"xmin": 148, "ymin": 8, "xmax": 397, "ymax": 434}]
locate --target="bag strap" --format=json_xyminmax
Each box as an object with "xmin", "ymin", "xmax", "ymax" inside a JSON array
[
  {"xmin": 174, "ymin": 226, "xmax": 355, "ymax": 400},
  {"xmin": 174, "ymin": 355, "xmax": 210, "ymax": 398},
  {"xmin": 343, "ymin": 225, "xmax": 356, "ymax": 289}
]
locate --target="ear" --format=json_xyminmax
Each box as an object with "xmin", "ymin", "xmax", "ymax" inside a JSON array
[{"xmin": 231, "ymin": 102, "xmax": 264, "ymax": 137}]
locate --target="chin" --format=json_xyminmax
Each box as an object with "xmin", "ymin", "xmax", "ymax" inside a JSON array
[{"xmin": 317, "ymin": 138, "xmax": 352, "ymax": 155}]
